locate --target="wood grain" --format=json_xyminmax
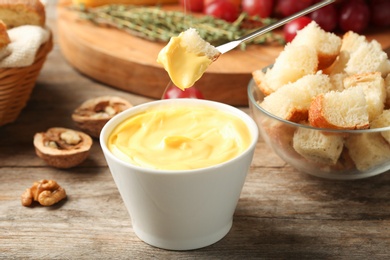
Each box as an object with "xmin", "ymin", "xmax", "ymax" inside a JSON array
[{"xmin": 1, "ymin": 1, "xmax": 390, "ymax": 259}]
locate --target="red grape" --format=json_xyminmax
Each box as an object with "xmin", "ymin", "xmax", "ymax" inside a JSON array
[
  {"xmin": 283, "ymin": 16, "xmax": 312, "ymax": 42},
  {"xmin": 275, "ymin": 0, "xmax": 314, "ymax": 17},
  {"xmin": 241, "ymin": 0, "xmax": 274, "ymax": 18},
  {"xmin": 180, "ymin": 0, "xmax": 204, "ymax": 12},
  {"xmin": 309, "ymin": 4, "xmax": 338, "ymax": 32},
  {"xmin": 338, "ymin": 0, "xmax": 370, "ymax": 33},
  {"xmin": 369, "ymin": 0, "xmax": 390, "ymax": 27},
  {"xmin": 203, "ymin": 0, "xmax": 240, "ymax": 22},
  {"xmin": 163, "ymin": 85, "xmax": 205, "ymax": 99}
]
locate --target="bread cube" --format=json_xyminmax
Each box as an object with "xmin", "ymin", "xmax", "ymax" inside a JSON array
[
  {"xmin": 370, "ymin": 110, "xmax": 390, "ymax": 144},
  {"xmin": 343, "ymin": 72, "xmax": 386, "ymax": 121},
  {"xmin": 261, "ymin": 73, "xmax": 333, "ymax": 122},
  {"xmin": 345, "ymin": 133, "xmax": 390, "ymax": 171},
  {"xmin": 291, "ymin": 21, "xmax": 341, "ymax": 70},
  {"xmin": 309, "ymin": 86, "xmax": 369, "ymax": 130},
  {"xmin": 293, "ymin": 127, "xmax": 344, "ymax": 165},
  {"xmin": 254, "ymin": 44, "xmax": 318, "ymax": 95}
]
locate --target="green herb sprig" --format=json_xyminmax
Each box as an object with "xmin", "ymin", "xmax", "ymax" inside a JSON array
[{"xmin": 73, "ymin": 4, "xmax": 285, "ymax": 48}]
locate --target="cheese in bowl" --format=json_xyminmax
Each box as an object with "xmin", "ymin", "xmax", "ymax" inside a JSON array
[{"xmin": 107, "ymin": 101, "xmax": 251, "ymax": 170}]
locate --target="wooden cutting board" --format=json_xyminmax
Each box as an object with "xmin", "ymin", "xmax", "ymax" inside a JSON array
[{"xmin": 57, "ymin": 0, "xmax": 390, "ymax": 106}]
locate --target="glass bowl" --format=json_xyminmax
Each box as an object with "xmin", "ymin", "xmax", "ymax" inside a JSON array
[{"xmin": 248, "ymin": 78, "xmax": 390, "ymax": 180}]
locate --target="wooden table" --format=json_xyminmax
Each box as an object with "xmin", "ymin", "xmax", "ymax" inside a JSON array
[{"xmin": 1, "ymin": 2, "xmax": 390, "ymax": 259}]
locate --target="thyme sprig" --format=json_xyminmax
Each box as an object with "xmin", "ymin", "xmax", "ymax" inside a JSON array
[{"xmin": 73, "ymin": 4, "xmax": 285, "ymax": 48}]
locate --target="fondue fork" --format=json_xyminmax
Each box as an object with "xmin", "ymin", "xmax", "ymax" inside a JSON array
[
  {"xmin": 216, "ymin": 0, "xmax": 336, "ymax": 54},
  {"xmin": 161, "ymin": 0, "xmax": 336, "ymax": 98}
]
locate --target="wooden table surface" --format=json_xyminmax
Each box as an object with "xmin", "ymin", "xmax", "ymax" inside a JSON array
[{"xmin": 1, "ymin": 2, "xmax": 390, "ymax": 259}]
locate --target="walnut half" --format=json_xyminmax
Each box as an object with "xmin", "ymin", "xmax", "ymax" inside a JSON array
[
  {"xmin": 33, "ymin": 127, "xmax": 93, "ymax": 169},
  {"xmin": 21, "ymin": 179, "xmax": 67, "ymax": 207},
  {"xmin": 72, "ymin": 96, "xmax": 133, "ymax": 138}
]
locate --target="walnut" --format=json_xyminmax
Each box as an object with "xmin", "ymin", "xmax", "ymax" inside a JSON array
[
  {"xmin": 33, "ymin": 127, "xmax": 93, "ymax": 169},
  {"xmin": 21, "ymin": 179, "xmax": 67, "ymax": 207},
  {"xmin": 72, "ymin": 96, "xmax": 132, "ymax": 138}
]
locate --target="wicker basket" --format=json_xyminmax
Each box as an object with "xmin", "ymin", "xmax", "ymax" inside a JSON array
[{"xmin": 0, "ymin": 32, "xmax": 53, "ymax": 127}]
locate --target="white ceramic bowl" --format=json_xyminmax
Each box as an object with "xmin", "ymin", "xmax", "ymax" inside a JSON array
[
  {"xmin": 248, "ymin": 79, "xmax": 390, "ymax": 180},
  {"xmin": 100, "ymin": 98, "xmax": 258, "ymax": 250}
]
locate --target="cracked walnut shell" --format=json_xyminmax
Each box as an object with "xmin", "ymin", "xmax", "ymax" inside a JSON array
[
  {"xmin": 33, "ymin": 127, "xmax": 93, "ymax": 168},
  {"xmin": 72, "ymin": 96, "xmax": 133, "ymax": 138}
]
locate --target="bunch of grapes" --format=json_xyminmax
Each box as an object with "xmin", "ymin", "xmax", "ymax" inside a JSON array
[
  {"xmin": 180, "ymin": 0, "xmax": 390, "ymax": 42},
  {"xmin": 280, "ymin": 0, "xmax": 389, "ymax": 41}
]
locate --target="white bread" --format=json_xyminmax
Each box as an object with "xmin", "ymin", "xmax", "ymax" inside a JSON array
[
  {"xmin": 345, "ymin": 133, "xmax": 390, "ymax": 171},
  {"xmin": 0, "ymin": 20, "xmax": 10, "ymax": 48},
  {"xmin": 324, "ymin": 31, "xmax": 390, "ymax": 76},
  {"xmin": 0, "ymin": 0, "xmax": 46, "ymax": 28},
  {"xmin": 324, "ymin": 31, "xmax": 367, "ymax": 75},
  {"xmin": 293, "ymin": 127, "xmax": 344, "ymax": 165},
  {"xmin": 323, "ymin": 51, "xmax": 349, "ymax": 75},
  {"xmin": 329, "ymin": 73, "xmax": 347, "ymax": 91},
  {"xmin": 0, "ymin": 19, "xmax": 10, "ymax": 60},
  {"xmin": 340, "ymin": 31, "xmax": 368, "ymax": 53},
  {"xmin": 290, "ymin": 21, "xmax": 341, "ymax": 70},
  {"xmin": 308, "ymin": 86, "xmax": 369, "ymax": 130},
  {"xmin": 181, "ymin": 28, "xmax": 220, "ymax": 61},
  {"xmin": 254, "ymin": 44, "xmax": 318, "ymax": 95},
  {"xmin": 260, "ymin": 73, "xmax": 332, "ymax": 122},
  {"xmin": 343, "ymin": 72, "xmax": 386, "ymax": 121},
  {"xmin": 370, "ymin": 110, "xmax": 390, "ymax": 143},
  {"xmin": 345, "ymin": 39, "xmax": 390, "ymax": 77}
]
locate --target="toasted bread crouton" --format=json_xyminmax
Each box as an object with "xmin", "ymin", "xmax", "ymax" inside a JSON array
[
  {"xmin": 252, "ymin": 69, "xmax": 267, "ymax": 95},
  {"xmin": 370, "ymin": 110, "xmax": 390, "ymax": 143},
  {"xmin": 345, "ymin": 133, "xmax": 390, "ymax": 171},
  {"xmin": 340, "ymin": 31, "xmax": 368, "ymax": 53},
  {"xmin": 260, "ymin": 73, "xmax": 333, "ymax": 122},
  {"xmin": 256, "ymin": 44, "xmax": 318, "ymax": 95},
  {"xmin": 293, "ymin": 127, "xmax": 344, "ymax": 165},
  {"xmin": 180, "ymin": 28, "xmax": 220, "ymax": 60},
  {"xmin": 291, "ymin": 21, "xmax": 341, "ymax": 70},
  {"xmin": 329, "ymin": 73, "xmax": 348, "ymax": 91},
  {"xmin": 323, "ymin": 51, "xmax": 349, "ymax": 75},
  {"xmin": 326, "ymin": 31, "xmax": 367, "ymax": 75},
  {"xmin": 324, "ymin": 32, "xmax": 389, "ymax": 76},
  {"xmin": 345, "ymin": 39, "xmax": 390, "ymax": 77},
  {"xmin": 308, "ymin": 86, "xmax": 369, "ymax": 130},
  {"xmin": 343, "ymin": 72, "xmax": 386, "ymax": 121}
]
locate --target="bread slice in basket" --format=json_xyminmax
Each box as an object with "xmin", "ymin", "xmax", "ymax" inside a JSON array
[
  {"xmin": 0, "ymin": 20, "xmax": 10, "ymax": 59},
  {"xmin": 0, "ymin": 0, "xmax": 46, "ymax": 28},
  {"xmin": 0, "ymin": 20, "xmax": 10, "ymax": 48}
]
